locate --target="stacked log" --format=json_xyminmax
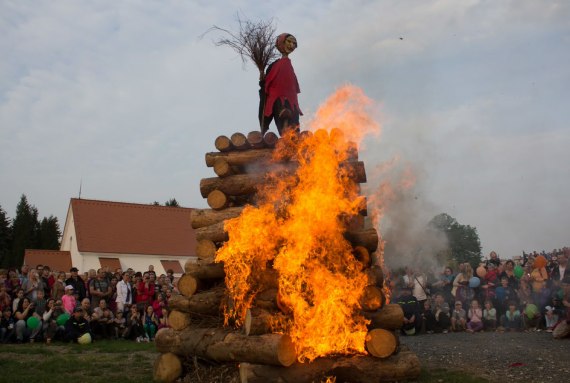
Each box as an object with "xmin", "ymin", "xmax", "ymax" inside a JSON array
[{"xmin": 153, "ymin": 130, "xmax": 419, "ymax": 382}]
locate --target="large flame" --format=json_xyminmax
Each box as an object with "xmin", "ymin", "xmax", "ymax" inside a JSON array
[{"xmin": 216, "ymin": 85, "xmax": 381, "ymax": 361}]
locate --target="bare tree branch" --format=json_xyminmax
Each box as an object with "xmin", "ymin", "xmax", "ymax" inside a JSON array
[{"xmin": 202, "ymin": 15, "xmax": 279, "ymax": 80}]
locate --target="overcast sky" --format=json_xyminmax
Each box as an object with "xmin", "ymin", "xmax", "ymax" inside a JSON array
[{"xmin": 1, "ymin": 1, "xmax": 568, "ymax": 260}]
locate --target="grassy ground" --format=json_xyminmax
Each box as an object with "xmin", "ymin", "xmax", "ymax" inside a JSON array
[
  {"xmin": 0, "ymin": 340, "xmax": 158, "ymax": 383},
  {"xmin": 0, "ymin": 341, "xmax": 488, "ymax": 383}
]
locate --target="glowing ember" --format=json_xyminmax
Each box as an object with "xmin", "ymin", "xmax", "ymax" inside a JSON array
[{"xmin": 216, "ymin": 85, "xmax": 381, "ymax": 362}]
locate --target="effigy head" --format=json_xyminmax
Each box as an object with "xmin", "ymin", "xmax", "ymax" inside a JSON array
[{"xmin": 276, "ymin": 33, "xmax": 297, "ymax": 55}]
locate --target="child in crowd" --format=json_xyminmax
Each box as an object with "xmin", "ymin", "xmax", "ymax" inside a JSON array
[
  {"xmin": 500, "ymin": 301, "xmax": 522, "ymax": 332},
  {"xmin": 0, "ymin": 307, "xmax": 16, "ymax": 343},
  {"xmin": 158, "ymin": 307, "xmax": 169, "ymax": 330},
  {"xmin": 113, "ymin": 311, "xmax": 126, "ymax": 339},
  {"xmin": 483, "ymin": 300, "xmax": 497, "ymax": 331},
  {"xmin": 432, "ymin": 293, "xmax": 451, "ymax": 333},
  {"xmin": 523, "ymin": 303, "xmax": 541, "ymax": 331},
  {"xmin": 143, "ymin": 305, "xmax": 159, "ymax": 341},
  {"xmin": 421, "ymin": 300, "xmax": 436, "ymax": 334},
  {"xmin": 451, "ymin": 301, "xmax": 466, "ymax": 332},
  {"xmin": 62, "ymin": 285, "xmax": 76, "ymax": 314},
  {"xmin": 495, "ymin": 277, "xmax": 517, "ymax": 318},
  {"xmin": 466, "ymin": 299, "xmax": 483, "ymax": 333},
  {"xmin": 544, "ymin": 306, "xmax": 558, "ymax": 333}
]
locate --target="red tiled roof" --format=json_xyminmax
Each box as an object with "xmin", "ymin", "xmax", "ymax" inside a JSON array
[
  {"xmin": 70, "ymin": 198, "xmax": 197, "ymax": 257},
  {"xmin": 24, "ymin": 249, "xmax": 72, "ymax": 272}
]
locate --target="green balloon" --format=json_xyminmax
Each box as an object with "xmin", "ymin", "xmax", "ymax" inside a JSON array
[
  {"xmin": 514, "ymin": 265, "xmax": 524, "ymax": 279},
  {"xmin": 26, "ymin": 316, "xmax": 40, "ymax": 329},
  {"xmin": 56, "ymin": 313, "xmax": 70, "ymax": 326},
  {"xmin": 525, "ymin": 304, "xmax": 538, "ymax": 318}
]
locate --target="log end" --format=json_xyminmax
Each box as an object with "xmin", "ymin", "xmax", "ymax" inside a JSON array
[
  {"xmin": 168, "ymin": 309, "xmax": 191, "ymax": 331},
  {"xmin": 365, "ymin": 329, "xmax": 398, "ymax": 359},
  {"xmin": 277, "ymin": 334, "xmax": 297, "ymax": 367},
  {"xmin": 177, "ymin": 274, "xmax": 199, "ymax": 297},
  {"xmin": 153, "ymin": 352, "xmax": 182, "ymax": 383}
]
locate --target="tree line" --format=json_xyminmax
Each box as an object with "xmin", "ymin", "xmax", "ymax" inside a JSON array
[{"xmin": 0, "ymin": 194, "xmax": 61, "ymax": 268}]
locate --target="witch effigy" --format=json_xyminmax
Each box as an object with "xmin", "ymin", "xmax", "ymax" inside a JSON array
[
  {"xmin": 259, "ymin": 33, "xmax": 302, "ymax": 135},
  {"xmin": 207, "ymin": 19, "xmax": 301, "ymax": 136}
]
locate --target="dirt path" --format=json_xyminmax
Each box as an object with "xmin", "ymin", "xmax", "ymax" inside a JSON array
[{"xmin": 400, "ymin": 331, "xmax": 570, "ymax": 382}]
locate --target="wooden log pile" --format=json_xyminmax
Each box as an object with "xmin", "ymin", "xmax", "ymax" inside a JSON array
[{"xmin": 153, "ymin": 131, "xmax": 420, "ymax": 382}]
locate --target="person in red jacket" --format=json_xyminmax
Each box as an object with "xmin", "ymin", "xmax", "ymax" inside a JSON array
[
  {"xmin": 135, "ymin": 272, "xmax": 155, "ymax": 310},
  {"xmin": 259, "ymin": 33, "xmax": 302, "ymax": 135}
]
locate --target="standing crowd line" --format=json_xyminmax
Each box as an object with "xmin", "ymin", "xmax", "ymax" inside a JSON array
[
  {"xmin": 0, "ymin": 264, "xmax": 175, "ymax": 344},
  {"xmin": 391, "ymin": 248, "xmax": 570, "ymax": 339}
]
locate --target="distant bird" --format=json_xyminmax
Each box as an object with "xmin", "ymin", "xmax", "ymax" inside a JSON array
[{"xmin": 399, "ymin": 37, "xmax": 404, "ymax": 40}]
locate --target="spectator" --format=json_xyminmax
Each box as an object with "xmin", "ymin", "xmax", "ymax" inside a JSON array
[
  {"xmin": 22, "ymin": 269, "xmax": 44, "ymax": 301},
  {"xmin": 152, "ymin": 292, "xmax": 166, "ymax": 318},
  {"xmin": 495, "ymin": 277, "xmax": 518, "ymax": 318},
  {"xmin": 51, "ymin": 272, "xmax": 66, "ymax": 301},
  {"xmin": 89, "ymin": 269, "xmax": 112, "ymax": 308},
  {"xmin": 430, "ymin": 267, "xmax": 454, "ymax": 303},
  {"xmin": 0, "ymin": 285, "xmax": 11, "ymax": 312},
  {"xmin": 135, "ymin": 272, "xmax": 155, "ymax": 310},
  {"xmin": 544, "ymin": 305, "xmax": 558, "ymax": 333},
  {"xmin": 500, "ymin": 301, "xmax": 522, "ymax": 332},
  {"xmin": 432, "ymin": 293, "xmax": 451, "ymax": 333},
  {"xmin": 0, "ymin": 306, "xmax": 16, "ymax": 343},
  {"xmin": 421, "ymin": 300, "xmax": 436, "ymax": 334},
  {"xmin": 466, "ymin": 299, "xmax": 483, "ymax": 333},
  {"xmin": 12, "ymin": 289, "xmax": 24, "ymax": 313},
  {"xmin": 487, "ymin": 251, "xmax": 501, "ymax": 268},
  {"xmin": 552, "ymin": 276, "xmax": 570, "ymax": 339},
  {"xmin": 91, "ymin": 299, "xmax": 114, "ymax": 339},
  {"xmin": 123, "ymin": 305, "xmax": 145, "ymax": 342},
  {"xmin": 499, "ymin": 260, "xmax": 519, "ymax": 289},
  {"xmin": 483, "ymin": 300, "xmax": 497, "ymax": 331},
  {"xmin": 65, "ymin": 267, "xmax": 87, "ymax": 302},
  {"xmin": 550, "ymin": 251, "xmax": 568, "ymax": 289},
  {"xmin": 530, "ymin": 256, "xmax": 549, "ymax": 310},
  {"xmin": 142, "ymin": 305, "xmax": 159, "ymax": 341},
  {"xmin": 453, "ymin": 263, "xmax": 474, "ymax": 307},
  {"xmin": 451, "ymin": 301, "xmax": 466, "ymax": 332},
  {"xmin": 481, "ymin": 263, "xmax": 498, "ymax": 302},
  {"xmin": 395, "ymin": 287, "xmax": 419, "ymax": 335},
  {"xmin": 403, "ymin": 267, "xmax": 429, "ymax": 307},
  {"xmin": 113, "ymin": 311, "xmax": 126, "ymax": 339},
  {"xmin": 14, "ymin": 297, "xmax": 41, "ymax": 343},
  {"xmin": 158, "ymin": 307, "xmax": 169, "ymax": 330},
  {"xmin": 64, "ymin": 307, "xmax": 92, "ymax": 343},
  {"xmin": 42, "ymin": 298, "xmax": 66, "ymax": 344},
  {"xmin": 116, "ymin": 272, "xmax": 133, "ymax": 314},
  {"xmin": 62, "ymin": 285, "xmax": 76, "ymax": 314}
]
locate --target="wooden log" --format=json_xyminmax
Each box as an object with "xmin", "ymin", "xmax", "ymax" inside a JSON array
[
  {"xmin": 239, "ymin": 351, "xmax": 420, "ymax": 383},
  {"xmin": 247, "ymin": 131, "xmax": 264, "ymax": 148},
  {"xmin": 195, "ymin": 221, "xmax": 227, "ymax": 242},
  {"xmin": 168, "ymin": 309, "xmax": 190, "ymax": 331},
  {"xmin": 365, "ymin": 328, "xmax": 398, "ymax": 358},
  {"xmin": 231, "ymin": 132, "xmax": 250, "ymax": 150},
  {"xmin": 363, "ymin": 304, "xmax": 404, "ymax": 331},
  {"xmin": 254, "ymin": 288, "xmax": 278, "ymax": 311},
  {"xmin": 207, "ymin": 190, "xmax": 229, "ymax": 210},
  {"xmin": 153, "ymin": 352, "xmax": 182, "ymax": 383},
  {"xmin": 344, "ymin": 227, "xmax": 379, "ymax": 252},
  {"xmin": 168, "ymin": 289, "xmax": 224, "ymax": 315},
  {"xmin": 263, "ymin": 131, "xmax": 279, "ymax": 147},
  {"xmin": 155, "ymin": 327, "xmax": 297, "ymax": 367},
  {"xmin": 339, "ymin": 160, "xmax": 367, "ymax": 183},
  {"xmin": 213, "ymin": 157, "xmax": 238, "ymax": 177},
  {"xmin": 215, "ymin": 135, "xmax": 233, "ymax": 152},
  {"xmin": 194, "ymin": 221, "xmax": 376, "ymax": 248},
  {"xmin": 200, "ymin": 173, "xmax": 265, "ymax": 198},
  {"xmin": 184, "ymin": 260, "xmax": 225, "ymax": 279},
  {"xmin": 205, "ymin": 148, "xmax": 274, "ymax": 167},
  {"xmin": 244, "ymin": 308, "xmax": 287, "ymax": 336},
  {"xmin": 196, "ymin": 239, "xmax": 218, "ymax": 260},
  {"xmin": 360, "ymin": 285, "xmax": 384, "ymax": 311},
  {"xmin": 190, "ymin": 207, "xmax": 244, "ymax": 229},
  {"xmin": 177, "ymin": 274, "xmax": 200, "ymax": 297}
]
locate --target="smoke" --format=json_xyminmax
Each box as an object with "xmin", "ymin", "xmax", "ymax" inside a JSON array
[{"xmin": 365, "ymin": 157, "xmax": 449, "ymax": 275}]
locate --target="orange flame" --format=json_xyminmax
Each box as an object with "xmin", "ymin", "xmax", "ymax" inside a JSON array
[{"xmin": 216, "ymin": 85, "xmax": 381, "ymax": 362}]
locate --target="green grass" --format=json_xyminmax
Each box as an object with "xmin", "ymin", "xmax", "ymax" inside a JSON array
[
  {"xmin": 0, "ymin": 341, "xmax": 490, "ymax": 383},
  {"xmin": 0, "ymin": 340, "xmax": 158, "ymax": 383}
]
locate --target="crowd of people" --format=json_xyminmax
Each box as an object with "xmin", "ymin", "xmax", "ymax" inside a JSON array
[
  {"xmin": 1, "ymin": 247, "xmax": 569, "ymax": 345},
  {"xmin": 392, "ymin": 248, "xmax": 570, "ymax": 339},
  {"xmin": 0, "ymin": 264, "xmax": 175, "ymax": 344}
]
